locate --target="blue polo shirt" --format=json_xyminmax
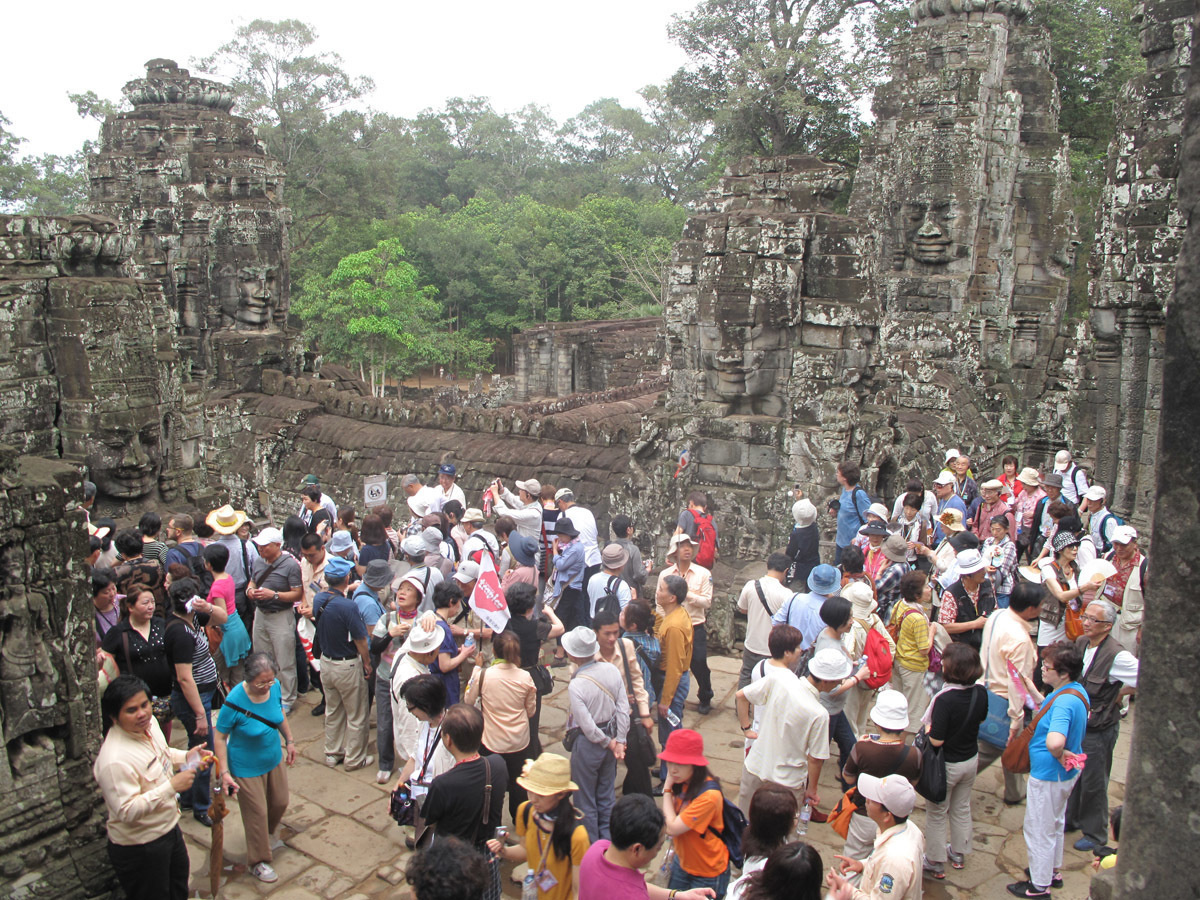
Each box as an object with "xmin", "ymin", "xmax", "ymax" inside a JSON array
[
  {"xmin": 313, "ymin": 589, "xmax": 367, "ymax": 659},
  {"xmin": 1029, "ymin": 681, "xmax": 1089, "ymax": 782},
  {"xmin": 835, "ymin": 487, "xmax": 873, "ymax": 548},
  {"xmin": 351, "ymin": 584, "xmax": 386, "ymax": 628},
  {"xmin": 771, "ymin": 590, "xmax": 828, "ymax": 650}
]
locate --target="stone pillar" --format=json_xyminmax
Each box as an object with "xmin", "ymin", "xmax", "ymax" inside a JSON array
[{"xmin": 1113, "ymin": 7, "xmax": 1200, "ymax": 896}]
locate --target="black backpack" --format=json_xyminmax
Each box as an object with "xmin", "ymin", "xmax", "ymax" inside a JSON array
[
  {"xmin": 176, "ymin": 544, "xmax": 215, "ymax": 596},
  {"xmin": 700, "ymin": 780, "xmax": 748, "ymax": 868}
]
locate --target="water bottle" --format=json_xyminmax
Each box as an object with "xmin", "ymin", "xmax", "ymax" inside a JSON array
[
  {"xmin": 521, "ymin": 871, "xmax": 538, "ymax": 900},
  {"xmin": 798, "ymin": 801, "xmax": 812, "ymax": 835},
  {"xmin": 465, "ymin": 632, "xmax": 476, "ymax": 650},
  {"xmin": 658, "ymin": 841, "xmax": 675, "ymax": 881},
  {"xmin": 665, "ymin": 708, "xmax": 681, "ymax": 728}
]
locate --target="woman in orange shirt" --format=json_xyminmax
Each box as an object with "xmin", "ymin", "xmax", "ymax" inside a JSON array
[{"xmin": 660, "ymin": 729, "xmax": 731, "ymax": 897}]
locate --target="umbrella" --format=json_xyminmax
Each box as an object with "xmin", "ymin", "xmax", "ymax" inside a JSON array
[{"xmin": 208, "ymin": 756, "xmax": 229, "ymax": 898}]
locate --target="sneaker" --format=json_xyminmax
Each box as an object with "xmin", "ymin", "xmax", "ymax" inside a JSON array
[
  {"xmin": 346, "ymin": 755, "xmax": 375, "ymax": 772},
  {"xmin": 1024, "ymin": 867, "xmax": 1063, "ymax": 889},
  {"xmin": 1073, "ymin": 836, "xmax": 1100, "ymax": 852},
  {"xmin": 375, "ymin": 769, "xmax": 392, "ymax": 784},
  {"xmin": 249, "ymin": 862, "xmax": 278, "ymax": 883},
  {"xmin": 922, "ymin": 856, "xmax": 945, "ymax": 879},
  {"xmin": 947, "ymin": 846, "xmax": 965, "ymax": 869},
  {"xmin": 1007, "ymin": 881, "xmax": 1051, "ymax": 898},
  {"xmin": 325, "ymin": 755, "xmax": 343, "ymax": 768}
]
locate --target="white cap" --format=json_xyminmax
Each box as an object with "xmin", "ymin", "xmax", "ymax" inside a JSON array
[
  {"xmin": 869, "ymin": 690, "xmax": 910, "ymax": 732},
  {"xmin": 401, "ymin": 622, "xmax": 443, "ymax": 655},
  {"xmin": 1084, "ymin": 485, "xmax": 1107, "ymax": 502},
  {"xmin": 857, "ymin": 773, "xmax": 917, "ymax": 818},
  {"xmin": 252, "ymin": 526, "xmax": 284, "ymax": 546},
  {"xmin": 1111, "ymin": 525, "xmax": 1138, "ymax": 544},
  {"xmin": 867, "ymin": 502, "xmax": 890, "ymax": 522},
  {"xmin": 453, "ymin": 561, "xmax": 481, "ymax": 584},
  {"xmin": 944, "ymin": 448, "xmax": 961, "ymax": 464},
  {"xmin": 933, "ymin": 471, "xmax": 957, "ymax": 486},
  {"xmin": 1054, "ymin": 450, "xmax": 1072, "ymax": 471}
]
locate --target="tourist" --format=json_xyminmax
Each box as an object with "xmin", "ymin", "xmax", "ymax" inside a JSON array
[
  {"xmin": 838, "ymin": 545, "xmax": 875, "ymax": 603},
  {"xmin": 1029, "ymin": 473, "xmax": 1069, "ymax": 559},
  {"xmin": 1102, "ymin": 526, "xmax": 1145, "ymax": 654},
  {"xmin": 313, "ymin": 555, "xmax": 373, "ymax": 771},
  {"xmin": 675, "ymin": 490, "xmax": 719, "ymax": 568},
  {"xmin": 1053, "ymin": 450, "xmax": 1090, "ymax": 507},
  {"xmin": 1007, "ymin": 642, "xmax": 1089, "ymax": 899},
  {"xmin": 164, "ymin": 577, "xmax": 224, "ymax": 825},
  {"xmin": 735, "ymin": 552, "xmax": 794, "ymax": 689},
  {"xmin": 203, "ymin": 543, "xmax": 252, "ymax": 689},
  {"xmin": 336, "ymin": 505, "xmax": 360, "ymax": 547},
  {"xmin": 327, "ymin": 528, "xmax": 359, "ymax": 564},
  {"xmin": 406, "ymin": 836, "xmax": 489, "ymax": 900},
  {"xmin": 813, "ymin": 596, "xmax": 869, "ymax": 788},
  {"xmin": 660, "ymin": 533, "xmax": 715, "ymax": 714},
  {"xmin": 857, "ymin": 518, "xmax": 891, "ymax": 567},
  {"xmin": 493, "ymin": 514, "xmax": 517, "ymax": 576},
  {"xmin": 977, "ymin": 580, "xmax": 1043, "ymax": 804},
  {"xmin": 214, "ymin": 651, "xmax": 296, "ymax": 884},
  {"xmin": 938, "ymin": 548, "xmax": 995, "ymax": 651},
  {"xmin": 785, "ymin": 498, "xmax": 821, "ymax": 589},
  {"xmin": 735, "ymin": 627, "xmax": 831, "ymax": 815},
  {"xmin": 431, "ymin": 462, "xmax": 467, "ymax": 513},
  {"xmin": 1081, "ymin": 486, "xmax": 1119, "ymax": 553},
  {"xmin": 485, "ymin": 752, "xmax": 590, "ymax": 900},
  {"xmin": 592, "ymin": 604, "xmax": 654, "ymax": 797},
  {"xmin": 280, "ymin": 514, "xmax": 307, "ymax": 560},
  {"xmin": 406, "ymin": 531, "xmax": 448, "ymax": 597},
  {"xmin": 1065, "ymin": 600, "xmax": 1139, "ymax": 853},
  {"xmin": 92, "ymin": 569, "xmax": 119, "ymax": 644},
  {"xmin": 94, "ymin": 675, "xmax": 202, "ymax": 900},
  {"xmin": 371, "ymin": 572, "xmax": 419, "ymax": 784},
  {"xmin": 351, "ymin": 558, "xmax": 390, "ymax": 631},
  {"xmin": 86, "ymin": 533, "xmax": 105, "ymax": 569},
  {"xmin": 921, "ymin": 642, "xmax": 988, "ymax": 879},
  {"xmin": 549, "ymin": 517, "xmax": 588, "ymax": 659},
  {"xmin": 972, "ymin": 479, "xmax": 1016, "ymax": 539},
  {"xmin": 101, "ymin": 589, "xmax": 173, "ymax": 730},
  {"xmin": 587, "ymin": 543, "xmax": 633, "ymax": 622},
  {"xmin": 300, "ymin": 486, "xmax": 334, "ymax": 538},
  {"xmin": 465, "ymin": 629, "xmax": 536, "ymax": 821},
  {"xmin": 831, "ymin": 461, "xmax": 873, "ymax": 566},
  {"xmin": 890, "ymin": 478, "xmax": 937, "ymax": 535},
  {"xmin": 93, "ymin": 517, "xmax": 119, "ymax": 568},
  {"xmin": 826, "ymin": 774, "xmax": 924, "ymax": 899},
  {"xmin": 727, "ymin": 783, "xmax": 799, "ymax": 900},
  {"xmin": 655, "ymin": 574, "xmax": 694, "ymax": 775},
  {"xmin": 841, "ymin": 582, "xmax": 895, "ymax": 737},
  {"xmin": 997, "ymin": 455, "xmax": 1023, "ymax": 499},
  {"xmin": 610, "ymin": 514, "xmax": 650, "ymax": 598},
  {"xmin": 139, "ymin": 510, "xmax": 168, "ymax": 564},
  {"xmin": 390, "ymin": 619, "xmax": 443, "ymax": 775},
  {"xmin": 930, "ymin": 472, "xmax": 968, "ymax": 545},
  {"xmin": 952, "ymin": 453, "xmax": 981, "ymax": 521},
  {"xmin": 840, "ymin": 691, "xmax": 921, "ymax": 860},
  {"xmin": 555, "ymin": 488, "xmax": 602, "ymax": 587},
  {"xmin": 620, "ymin": 599, "xmax": 661, "ymax": 711},
  {"xmin": 1040, "ymin": 531, "xmax": 1104, "ymax": 653},
  {"xmin": 111, "ymin": 528, "xmax": 166, "ymax": 613},
  {"xmin": 737, "ymin": 842, "xmax": 823, "ymax": 900},
  {"xmin": 892, "ymin": 491, "xmax": 928, "ymax": 569},
  {"xmin": 916, "ymin": 507, "xmax": 966, "ymax": 591},
  {"xmin": 428, "ymin": 581, "xmax": 474, "ymax": 705},
  {"xmin": 357, "ymin": 513, "xmax": 392, "ymax": 572},
  {"xmin": 772, "ymin": 563, "xmax": 841, "ymax": 651},
  {"xmin": 246, "ymin": 526, "xmax": 303, "ymax": 713},
  {"xmin": 461, "ymin": 507, "xmax": 500, "ymax": 564},
  {"xmin": 490, "ymin": 476, "xmax": 545, "ymax": 543},
  {"xmin": 395, "ymin": 675, "xmax": 453, "ymax": 848},
  {"xmin": 420, "ymin": 703, "xmax": 508, "ymax": 900},
  {"xmin": 982, "ymin": 514, "xmax": 1019, "ymax": 609},
  {"xmin": 873, "ymin": 533, "xmax": 910, "ymax": 623},
  {"xmin": 1013, "ymin": 467, "xmax": 1044, "ymax": 562},
  {"xmin": 163, "ymin": 514, "xmax": 203, "ymax": 569},
  {"xmin": 206, "ymin": 504, "xmax": 259, "ymax": 626},
  {"xmin": 887, "ymin": 572, "xmax": 933, "ymax": 731},
  {"xmin": 563, "ymin": 625, "xmax": 629, "ymax": 841},
  {"xmin": 660, "ymin": 729, "xmax": 732, "ymax": 897},
  {"xmin": 402, "ymin": 473, "xmax": 438, "ymax": 523},
  {"xmin": 297, "ymin": 531, "xmax": 328, "ymax": 712},
  {"xmin": 501, "ymin": 532, "xmax": 540, "ymax": 590},
  {"xmin": 298, "ymin": 474, "xmax": 338, "ymax": 522},
  {"xmin": 504, "ymin": 581, "xmax": 565, "ymax": 756},
  {"xmin": 373, "ymin": 504, "xmax": 400, "ymax": 554},
  {"xmin": 540, "ymin": 484, "xmax": 561, "ymax": 581}
]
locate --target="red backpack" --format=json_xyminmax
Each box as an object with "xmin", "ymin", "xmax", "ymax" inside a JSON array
[
  {"xmin": 692, "ymin": 512, "xmax": 718, "ymax": 568},
  {"xmin": 862, "ymin": 627, "xmax": 894, "ymax": 689}
]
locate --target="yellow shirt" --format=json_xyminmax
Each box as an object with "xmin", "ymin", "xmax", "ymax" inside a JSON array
[
  {"xmin": 514, "ymin": 801, "xmax": 589, "ymax": 900},
  {"xmin": 93, "ymin": 717, "xmax": 189, "ymax": 846},
  {"xmin": 889, "ymin": 600, "xmax": 931, "ymax": 672},
  {"xmin": 658, "ymin": 605, "xmax": 694, "ymax": 708}
]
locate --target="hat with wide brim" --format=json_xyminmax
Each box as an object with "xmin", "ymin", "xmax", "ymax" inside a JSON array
[
  {"xmin": 207, "ymin": 504, "xmax": 249, "ymax": 535},
  {"xmin": 792, "ymin": 498, "xmax": 817, "ymax": 527},
  {"xmin": 808, "ymin": 647, "xmax": 853, "ymax": 680},
  {"xmin": 938, "ymin": 509, "xmax": 966, "ymax": 533},
  {"xmin": 859, "ymin": 521, "xmax": 890, "ymax": 537},
  {"xmin": 1052, "ymin": 530, "xmax": 1082, "ymax": 553},
  {"xmin": 363, "ymin": 559, "xmax": 393, "ymax": 590},
  {"xmin": 666, "ymin": 532, "xmax": 697, "ymax": 562},
  {"xmin": 843, "ymin": 581, "xmax": 877, "ymax": 618},
  {"xmin": 401, "ymin": 622, "xmax": 442, "ymax": 654},
  {"xmin": 554, "ymin": 518, "xmax": 580, "ymax": 539},
  {"xmin": 517, "ymin": 753, "xmax": 578, "ymax": 795},
  {"xmin": 1016, "ymin": 467, "xmax": 1041, "ymax": 487},
  {"xmin": 328, "ymin": 531, "xmax": 356, "ymax": 554},
  {"xmin": 658, "ymin": 729, "xmax": 708, "ymax": 767},
  {"xmin": 601, "ymin": 542, "xmax": 629, "ymax": 570},
  {"xmin": 508, "ymin": 532, "xmax": 538, "ymax": 567},
  {"xmin": 807, "ymin": 564, "xmax": 841, "ymax": 595},
  {"xmin": 882, "ymin": 533, "xmax": 909, "ymax": 564},
  {"xmin": 561, "ymin": 626, "xmax": 599, "ymax": 658},
  {"xmin": 869, "ymin": 690, "xmax": 910, "ymax": 732}
]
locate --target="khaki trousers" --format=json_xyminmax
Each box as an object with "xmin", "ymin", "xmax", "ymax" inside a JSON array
[
  {"xmin": 322, "ymin": 656, "xmax": 370, "ymax": 767},
  {"xmin": 889, "ymin": 665, "xmax": 929, "ymax": 734},
  {"xmin": 237, "ymin": 763, "xmax": 289, "ymax": 866},
  {"xmin": 737, "ymin": 768, "xmax": 806, "ymax": 831}
]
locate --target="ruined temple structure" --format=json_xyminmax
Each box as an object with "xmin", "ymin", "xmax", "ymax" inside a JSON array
[
  {"xmin": 1081, "ymin": 1, "xmax": 1194, "ymax": 532},
  {"xmin": 86, "ymin": 58, "xmax": 298, "ymax": 393},
  {"xmin": 628, "ymin": 0, "xmax": 1080, "ymax": 593},
  {"xmin": 512, "ymin": 318, "xmax": 662, "ymax": 401},
  {"xmin": 0, "ymin": 448, "xmax": 111, "ymax": 898}
]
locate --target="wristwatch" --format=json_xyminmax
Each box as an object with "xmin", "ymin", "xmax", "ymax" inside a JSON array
[{"xmin": 273, "ymin": 591, "xmax": 280, "ymax": 602}]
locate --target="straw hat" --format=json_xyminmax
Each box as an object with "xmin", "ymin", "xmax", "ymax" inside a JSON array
[
  {"xmin": 938, "ymin": 509, "xmax": 966, "ymax": 533},
  {"xmin": 206, "ymin": 504, "xmax": 249, "ymax": 535},
  {"xmin": 517, "ymin": 753, "xmax": 578, "ymax": 795},
  {"xmin": 1016, "ymin": 467, "xmax": 1041, "ymax": 487}
]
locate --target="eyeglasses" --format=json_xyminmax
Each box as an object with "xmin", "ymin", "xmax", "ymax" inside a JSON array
[
  {"xmin": 1079, "ymin": 615, "xmax": 1110, "ymax": 625},
  {"xmin": 250, "ymin": 678, "xmax": 276, "ymax": 690}
]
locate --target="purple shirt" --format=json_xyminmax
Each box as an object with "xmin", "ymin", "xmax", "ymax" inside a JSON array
[{"xmin": 579, "ymin": 840, "xmax": 651, "ymax": 900}]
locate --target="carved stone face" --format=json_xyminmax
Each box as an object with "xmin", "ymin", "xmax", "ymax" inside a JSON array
[
  {"xmin": 902, "ymin": 197, "xmax": 967, "ymax": 265},
  {"xmin": 218, "ymin": 263, "xmax": 281, "ymax": 329},
  {"xmin": 82, "ymin": 411, "xmax": 163, "ymax": 500}
]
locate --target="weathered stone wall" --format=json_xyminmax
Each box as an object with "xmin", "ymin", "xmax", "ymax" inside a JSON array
[
  {"xmin": 0, "ymin": 447, "xmax": 109, "ymax": 899},
  {"xmin": 1080, "ymin": 1, "xmax": 1193, "ymax": 533},
  {"xmin": 513, "ymin": 318, "xmax": 663, "ymax": 401}
]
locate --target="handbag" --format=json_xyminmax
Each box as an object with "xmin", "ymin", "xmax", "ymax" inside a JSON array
[
  {"xmin": 977, "ymin": 621, "xmax": 1016, "ymax": 749},
  {"xmin": 390, "ymin": 782, "xmax": 418, "ymax": 827},
  {"xmin": 828, "ymin": 741, "xmax": 911, "ymax": 838},
  {"xmin": 530, "ymin": 664, "xmax": 554, "ymax": 696},
  {"xmin": 1001, "ymin": 687, "xmax": 1089, "ymax": 774},
  {"xmin": 617, "ymin": 639, "xmax": 657, "ymax": 762},
  {"xmin": 914, "ymin": 687, "xmax": 981, "ymax": 802}
]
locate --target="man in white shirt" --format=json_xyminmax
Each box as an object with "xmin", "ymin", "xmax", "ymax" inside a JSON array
[
  {"xmin": 826, "ymin": 774, "xmax": 925, "ymax": 900},
  {"xmin": 402, "ymin": 474, "xmax": 439, "ymax": 524},
  {"xmin": 1082, "ymin": 486, "xmax": 1120, "ymax": 553},
  {"xmin": 1053, "ymin": 450, "xmax": 1090, "ymax": 506},
  {"xmin": 556, "ymin": 488, "xmax": 602, "ymax": 579},
  {"xmin": 735, "ymin": 640, "xmax": 847, "ymax": 817},
  {"xmin": 735, "ymin": 552, "xmax": 794, "ymax": 688},
  {"xmin": 428, "ymin": 463, "xmax": 466, "ymax": 514},
  {"xmin": 587, "ymin": 543, "xmax": 633, "ymax": 621},
  {"xmin": 460, "ymin": 508, "xmax": 499, "ymax": 564}
]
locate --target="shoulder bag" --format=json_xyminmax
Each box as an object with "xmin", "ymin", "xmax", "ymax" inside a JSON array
[
  {"xmin": 618, "ymin": 639, "xmax": 657, "ymax": 763},
  {"xmin": 914, "ymin": 687, "xmax": 981, "ymax": 802},
  {"xmin": 829, "ymin": 741, "xmax": 911, "ymax": 839},
  {"xmin": 1001, "ymin": 687, "xmax": 1090, "ymax": 774},
  {"xmin": 977, "ymin": 620, "xmax": 1017, "ymax": 750},
  {"xmin": 390, "ymin": 725, "xmax": 443, "ymax": 827}
]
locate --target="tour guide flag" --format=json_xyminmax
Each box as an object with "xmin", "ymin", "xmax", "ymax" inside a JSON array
[{"xmin": 469, "ymin": 552, "xmax": 510, "ymax": 633}]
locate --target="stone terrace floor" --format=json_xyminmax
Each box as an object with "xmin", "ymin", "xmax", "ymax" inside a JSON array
[{"xmin": 174, "ymin": 654, "xmax": 1128, "ymax": 899}]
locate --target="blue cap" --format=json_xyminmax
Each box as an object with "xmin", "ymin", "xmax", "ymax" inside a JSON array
[
  {"xmin": 325, "ymin": 556, "xmax": 355, "ymax": 580},
  {"xmin": 808, "ymin": 564, "xmax": 841, "ymax": 595},
  {"xmin": 438, "ymin": 463, "xmax": 457, "ymax": 476}
]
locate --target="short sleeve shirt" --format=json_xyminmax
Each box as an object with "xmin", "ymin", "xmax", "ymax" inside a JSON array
[
  {"xmin": 1029, "ymin": 682, "xmax": 1089, "ymax": 782},
  {"xmin": 514, "ymin": 801, "xmax": 590, "ymax": 900},
  {"xmin": 313, "ymin": 592, "xmax": 366, "ymax": 658},
  {"xmin": 430, "ymin": 619, "xmax": 462, "ymax": 705},
  {"xmin": 672, "ymin": 787, "xmax": 729, "ymax": 877},
  {"xmin": 251, "ymin": 553, "xmax": 303, "ymax": 611},
  {"xmin": 578, "ymin": 840, "xmax": 651, "ymax": 900},
  {"xmin": 215, "ymin": 681, "xmax": 283, "ymax": 778}
]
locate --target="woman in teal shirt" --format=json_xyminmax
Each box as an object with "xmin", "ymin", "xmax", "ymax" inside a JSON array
[{"xmin": 214, "ymin": 652, "xmax": 297, "ymax": 885}]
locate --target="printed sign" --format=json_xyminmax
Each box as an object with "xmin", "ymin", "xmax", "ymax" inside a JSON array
[{"xmin": 364, "ymin": 474, "xmax": 387, "ymax": 507}]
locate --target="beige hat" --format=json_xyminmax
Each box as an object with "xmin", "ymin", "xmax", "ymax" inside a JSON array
[
  {"xmin": 206, "ymin": 504, "xmax": 249, "ymax": 535},
  {"xmin": 515, "ymin": 478, "xmax": 542, "ymax": 496},
  {"xmin": 980, "ymin": 479, "xmax": 1004, "ymax": 492},
  {"xmin": 461, "ymin": 507, "xmax": 486, "ymax": 524},
  {"xmin": 843, "ymin": 581, "xmax": 877, "ymax": 619},
  {"xmin": 1054, "ymin": 450, "xmax": 1073, "ymax": 472},
  {"xmin": 938, "ymin": 509, "xmax": 966, "ymax": 533},
  {"xmin": 882, "ymin": 533, "xmax": 909, "ymax": 564},
  {"xmin": 517, "ymin": 752, "xmax": 579, "ymax": 795},
  {"xmin": 1016, "ymin": 466, "xmax": 1041, "ymax": 487},
  {"xmin": 666, "ymin": 532, "xmax": 697, "ymax": 562},
  {"xmin": 601, "ymin": 542, "xmax": 629, "ymax": 570}
]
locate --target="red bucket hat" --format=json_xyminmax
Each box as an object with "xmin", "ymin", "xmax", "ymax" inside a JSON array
[{"xmin": 659, "ymin": 729, "xmax": 708, "ymax": 767}]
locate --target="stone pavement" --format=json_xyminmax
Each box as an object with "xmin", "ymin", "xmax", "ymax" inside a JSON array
[{"xmin": 174, "ymin": 654, "xmax": 1129, "ymax": 898}]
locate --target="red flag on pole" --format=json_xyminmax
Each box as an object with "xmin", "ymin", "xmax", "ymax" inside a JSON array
[{"xmin": 469, "ymin": 551, "xmax": 511, "ymax": 633}]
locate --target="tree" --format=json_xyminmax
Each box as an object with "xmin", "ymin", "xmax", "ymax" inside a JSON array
[
  {"xmin": 0, "ymin": 111, "xmax": 88, "ymax": 215},
  {"xmin": 665, "ymin": 0, "xmax": 905, "ymax": 160}
]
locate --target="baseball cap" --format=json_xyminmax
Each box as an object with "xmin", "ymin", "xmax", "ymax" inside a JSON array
[
  {"xmin": 252, "ymin": 526, "xmax": 284, "ymax": 546},
  {"xmin": 944, "ymin": 448, "xmax": 961, "ymax": 465},
  {"xmin": 933, "ymin": 471, "xmax": 957, "ymax": 486},
  {"xmin": 453, "ymin": 561, "xmax": 481, "ymax": 584},
  {"xmin": 554, "ymin": 488, "xmax": 575, "ymax": 502},
  {"xmin": 857, "ymin": 773, "xmax": 916, "ymax": 817},
  {"xmin": 1084, "ymin": 485, "xmax": 1107, "ymax": 502},
  {"xmin": 438, "ymin": 463, "xmax": 457, "ymax": 477},
  {"xmin": 1111, "ymin": 525, "xmax": 1138, "ymax": 544},
  {"xmin": 324, "ymin": 555, "xmax": 355, "ymax": 579},
  {"xmin": 515, "ymin": 478, "xmax": 542, "ymax": 496},
  {"xmin": 1054, "ymin": 450, "xmax": 1072, "ymax": 472}
]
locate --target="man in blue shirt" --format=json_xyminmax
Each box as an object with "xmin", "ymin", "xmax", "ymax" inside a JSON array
[
  {"xmin": 772, "ymin": 564, "xmax": 842, "ymax": 652},
  {"xmin": 831, "ymin": 461, "xmax": 873, "ymax": 566},
  {"xmin": 1008, "ymin": 642, "xmax": 1089, "ymax": 899},
  {"xmin": 931, "ymin": 471, "xmax": 968, "ymax": 544},
  {"xmin": 313, "ymin": 555, "xmax": 373, "ymax": 772}
]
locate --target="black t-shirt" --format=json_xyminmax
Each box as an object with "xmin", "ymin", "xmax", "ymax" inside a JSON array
[
  {"xmin": 308, "ymin": 508, "xmax": 332, "ymax": 536},
  {"xmin": 420, "ymin": 754, "xmax": 508, "ymax": 848},
  {"xmin": 929, "ymin": 684, "xmax": 989, "ymax": 763},
  {"xmin": 102, "ymin": 619, "xmax": 173, "ymax": 697},
  {"xmin": 508, "ymin": 614, "xmax": 552, "ymax": 672}
]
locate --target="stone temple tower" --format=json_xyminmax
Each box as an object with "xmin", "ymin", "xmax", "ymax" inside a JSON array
[{"xmin": 86, "ymin": 58, "xmax": 297, "ymax": 391}]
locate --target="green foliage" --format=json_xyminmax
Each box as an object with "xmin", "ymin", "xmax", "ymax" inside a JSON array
[{"xmin": 0, "ymin": 111, "xmax": 88, "ymax": 214}]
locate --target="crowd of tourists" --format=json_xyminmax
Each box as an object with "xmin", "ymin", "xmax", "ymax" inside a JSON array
[{"xmin": 85, "ymin": 449, "xmax": 1142, "ymax": 900}]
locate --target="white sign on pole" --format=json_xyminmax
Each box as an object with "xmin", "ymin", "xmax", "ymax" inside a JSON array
[{"xmin": 364, "ymin": 474, "xmax": 387, "ymax": 507}]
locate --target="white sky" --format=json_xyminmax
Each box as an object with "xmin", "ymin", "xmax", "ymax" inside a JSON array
[{"xmin": 4, "ymin": 0, "xmax": 696, "ymax": 158}]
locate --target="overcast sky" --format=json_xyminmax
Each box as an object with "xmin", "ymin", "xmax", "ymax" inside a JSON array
[{"xmin": 4, "ymin": 0, "xmax": 696, "ymax": 158}]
